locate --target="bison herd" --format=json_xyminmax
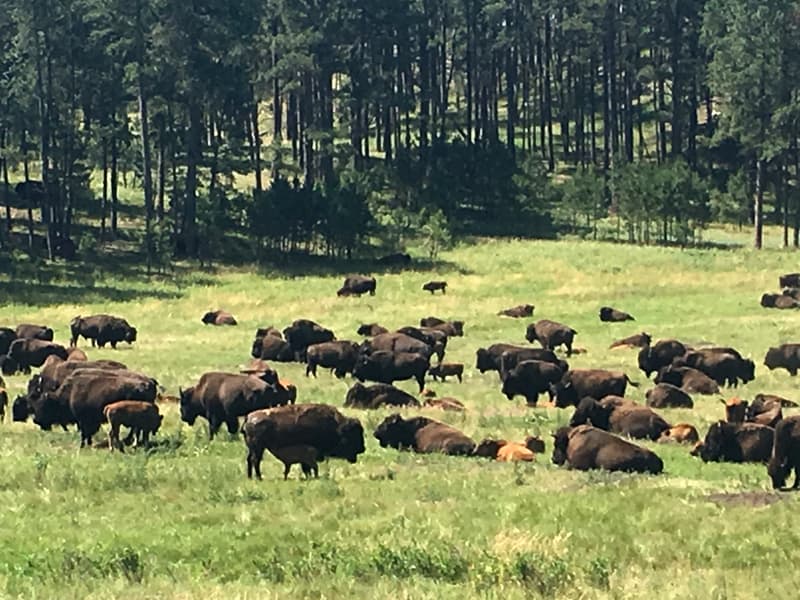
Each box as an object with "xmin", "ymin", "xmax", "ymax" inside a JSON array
[{"xmin": 3, "ymin": 270, "xmax": 800, "ymax": 490}]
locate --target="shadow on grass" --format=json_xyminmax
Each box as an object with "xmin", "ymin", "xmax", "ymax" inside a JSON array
[
  {"xmin": 252, "ymin": 253, "xmax": 473, "ymax": 278},
  {"xmin": 0, "ymin": 280, "xmax": 181, "ymax": 307}
]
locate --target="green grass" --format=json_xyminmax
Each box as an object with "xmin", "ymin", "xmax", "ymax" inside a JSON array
[{"xmin": 2, "ymin": 233, "xmax": 800, "ymax": 599}]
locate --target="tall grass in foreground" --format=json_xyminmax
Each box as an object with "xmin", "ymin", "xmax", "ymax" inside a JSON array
[{"xmin": 1, "ymin": 233, "xmax": 799, "ymax": 598}]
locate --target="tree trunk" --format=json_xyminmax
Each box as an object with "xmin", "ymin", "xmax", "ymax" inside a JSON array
[
  {"xmin": 137, "ymin": 60, "xmax": 154, "ymax": 271},
  {"xmin": 754, "ymin": 157, "xmax": 764, "ymax": 250},
  {"xmin": 184, "ymin": 100, "xmax": 202, "ymax": 257}
]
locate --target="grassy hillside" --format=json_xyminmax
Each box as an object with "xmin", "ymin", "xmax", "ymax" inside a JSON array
[{"xmin": 1, "ymin": 236, "xmax": 799, "ymax": 599}]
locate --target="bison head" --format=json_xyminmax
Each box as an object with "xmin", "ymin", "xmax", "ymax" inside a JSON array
[
  {"xmin": 550, "ymin": 381, "xmax": 579, "ymax": 408},
  {"xmin": 551, "ymin": 427, "xmax": 571, "ymax": 466},
  {"xmin": 334, "ymin": 418, "xmax": 366, "ymax": 463},
  {"xmin": 344, "ymin": 382, "xmax": 367, "ymax": 408},
  {"xmin": 569, "ymin": 397, "xmax": 612, "ymax": 430},
  {"xmin": 475, "ymin": 348, "xmax": 494, "ymax": 373},
  {"xmin": 524, "ymin": 324, "xmax": 537, "ymax": 344},
  {"xmin": 740, "ymin": 359, "xmax": 756, "ymax": 383},
  {"xmin": 373, "ymin": 413, "xmax": 415, "ymax": 449},
  {"xmin": 473, "ymin": 438, "xmax": 504, "ymax": 459},
  {"xmin": 764, "ymin": 347, "xmax": 783, "ymax": 370},
  {"xmin": 201, "ymin": 311, "xmax": 218, "ymax": 325},
  {"xmin": 768, "ymin": 455, "xmax": 791, "ymax": 490},
  {"xmin": 525, "ymin": 436, "xmax": 546, "ymax": 453},
  {"xmin": 0, "ymin": 356, "xmax": 18, "ymax": 376},
  {"xmin": 178, "ymin": 386, "xmax": 200, "ymax": 425},
  {"xmin": 699, "ymin": 421, "xmax": 736, "ymax": 463},
  {"xmin": 125, "ymin": 327, "xmax": 138, "ymax": 344},
  {"xmin": 761, "ymin": 293, "xmax": 778, "ymax": 308},
  {"xmin": 637, "ymin": 346, "xmax": 656, "ymax": 376},
  {"xmin": 722, "ymin": 398, "xmax": 747, "ymax": 423},
  {"xmin": 251, "ymin": 338, "xmax": 264, "ymax": 359},
  {"xmin": 12, "ymin": 395, "xmax": 30, "ymax": 422}
]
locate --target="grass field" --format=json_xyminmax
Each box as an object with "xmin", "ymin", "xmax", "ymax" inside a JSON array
[{"xmin": 2, "ymin": 234, "xmax": 800, "ymax": 599}]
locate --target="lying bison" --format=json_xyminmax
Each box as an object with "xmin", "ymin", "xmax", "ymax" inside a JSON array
[
  {"xmin": 201, "ymin": 310, "xmax": 237, "ymax": 326},
  {"xmin": 764, "ymin": 344, "xmax": 800, "ymax": 376},
  {"xmin": 357, "ymin": 323, "xmax": 388, "ymax": 337},
  {"xmin": 698, "ymin": 421, "xmax": 774, "ymax": 463},
  {"xmin": 305, "ymin": 341, "xmax": 360, "ymax": 378},
  {"xmin": 376, "ymin": 252, "xmax": 411, "ymax": 267},
  {"xmin": 242, "ymin": 404, "xmax": 365, "ymax": 479},
  {"xmin": 609, "ymin": 332, "xmax": 652, "ymax": 350},
  {"xmin": 8, "ymin": 339, "xmax": 68, "ymax": 374},
  {"xmin": 552, "ymin": 425, "xmax": 663, "ymax": 474},
  {"xmin": 645, "ymin": 383, "xmax": 694, "ymax": 409},
  {"xmin": 374, "ymin": 414, "xmax": 475, "ymax": 455},
  {"xmin": 502, "ymin": 360, "xmax": 565, "ymax": 406},
  {"xmin": 180, "ymin": 372, "xmax": 291, "ymax": 440},
  {"xmin": 550, "ymin": 369, "xmax": 638, "ymax": 408},
  {"xmin": 599, "ymin": 307, "xmax": 635, "ymax": 322},
  {"xmin": 344, "ymin": 382, "xmax": 420, "ymax": 409},
  {"xmin": 768, "ymin": 415, "xmax": 800, "ymax": 489},
  {"xmin": 70, "ymin": 315, "xmax": 137, "ymax": 348},
  {"xmin": 251, "ymin": 334, "xmax": 294, "ymax": 362},
  {"xmin": 655, "ymin": 366, "xmax": 720, "ymax": 395},
  {"xmin": 498, "ymin": 304, "xmax": 534, "ymax": 318},
  {"xmin": 761, "ymin": 293, "xmax": 799, "ymax": 309},
  {"xmin": 352, "ymin": 351, "xmax": 429, "ymax": 392},
  {"xmin": 525, "ymin": 320, "xmax": 577, "ymax": 356},
  {"xmin": 569, "ymin": 397, "xmax": 670, "ymax": 441},
  {"xmin": 657, "ymin": 424, "xmax": 700, "ymax": 445},
  {"xmin": 337, "ymin": 275, "xmax": 377, "ymax": 297}
]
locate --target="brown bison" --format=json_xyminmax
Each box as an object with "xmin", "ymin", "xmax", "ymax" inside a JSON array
[
  {"xmin": 552, "ymin": 425, "xmax": 663, "ymax": 474},
  {"xmin": 423, "ymin": 397, "xmax": 466, "ymax": 411},
  {"xmin": 475, "ymin": 344, "xmax": 563, "ymax": 375},
  {"xmin": 103, "ymin": 400, "xmax": 163, "ymax": 451},
  {"xmin": 645, "ymin": 383, "xmax": 694, "ymax": 409},
  {"xmin": 201, "ymin": 310, "xmax": 238, "ymax": 326},
  {"xmin": 654, "ymin": 366, "xmax": 720, "ymax": 395},
  {"xmin": 422, "ymin": 281, "xmax": 447, "ymax": 294},
  {"xmin": 242, "ymin": 404, "xmax": 365, "ymax": 479},
  {"xmin": 0, "ymin": 327, "xmax": 16, "ymax": 355},
  {"xmin": 374, "ymin": 414, "xmax": 476, "ymax": 455},
  {"xmin": 180, "ymin": 372, "xmax": 291, "ymax": 440},
  {"xmin": 550, "ymin": 369, "xmax": 638, "ymax": 408},
  {"xmin": 637, "ymin": 339, "xmax": 687, "ymax": 377},
  {"xmin": 376, "ymin": 252, "xmax": 411, "ymax": 267},
  {"xmin": 15, "ymin": 324, "xmax": 54, "ymax": 341},
  {"xmin": 764, "ymin": 344, "xmax": 800, "ymax": 376},
  {"xmin": 569, "ymin": 397, "xmax": 670, "ymax": 441},
  {"xmin": 419, "ymin": 317, "xmax": 465, "ymax": 337},
  {"xmin": 525, "ymin": 319, "xmax": 577, "ymax": 356},
  {"xmin": 428, "ymin": 362, "xmax": 463, "ymax": 383},
  {"xmin": 779, "ymin": 273, "xmax": 800, "ymax": 288},
  {"xmin": 282, "ymin": 319, "xmax": 336, "ymax": 361},
  {"xmin": 699, "ymin": 421, "xmax": 774, "ymax": 463},
  {"xmin": 344, "ymin": 382, "xmax": 420, "ymax": 409},
  {"xmin": 255, "ymin": 326, "xmax": 282, "ymax": 339},
  {"xmin": 676, "ymin": 350, "xmax": 755, "ymax": 387},
  {"xmin": 8, "ymin": 339, "xmax": 68, "ymax": 374},
  {"xmin": 357, "ymin": 323, "xmax": 388, "ymax": 337},
  {"xmin": 724, "ymin": 397, "xmax": 783, "ymax": 428},
  {"xmin": 767, "ymin": 415, "xmax": 800, "ymax": 489},
  {"xmin": 337, "ymin": 275, "xmax": 377, "ymax": 297},
  {"xmin": 305, "ymin": 341, "xmax": 360, "ymax": 378},
  {"xmin": 362, "ymin": 332, "xmax": 434, "ymax": 361},
  {"xmin": 352, "ymin": 351, "xmax": 429, "ymax": 392},
  {"xmin": 599, "ymin": 307, "xmax": 635, "ymax": 322},
  {"xmin": 502, "ymin": 360, "xmax": 565, "ymax": 406},
  {"xmin": 760, "ymin": 293, "xmax": 799, "ymax": 309},
  {"xmin": 657, "ymin": 424, "xmax": 700, "ymax": 445},
  {"xmin": 497, "ymin": 304, "xmax": 534, "ymax": 318},
  {"xmin": 70, "ymin": 315, "xmax": 137, "ymax": 348},
  {"xmin": 251, "ymin": 334, "xmax": 294, "ymax": 362},
  {"xmin": 395, "ymin": 327, "xmax": 447, "ymax": 362},
  {"xmin": 609, "ymin": 332, "xmax": 652, "ymax": 350}
]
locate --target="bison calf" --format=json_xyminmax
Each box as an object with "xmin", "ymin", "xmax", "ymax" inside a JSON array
[
  {"xmin": 422, "ymin": 281, "xmax": 447, "ymax": 294},
  {"xmin": 103, "ymin": 400, "xmax": 163, "ymax": 452},
  {"xmin": 269, "ymin": 444, "xmax": 320, "ymax": 480},
  {"xmin": 428, "ymin": 362, "xmax": 463, "ymax": 383}
]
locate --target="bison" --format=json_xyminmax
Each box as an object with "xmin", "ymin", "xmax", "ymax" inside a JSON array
[
  {"xmin": 764, "ymin": 344, "xmax": 800, "ymax": 376},
  {"xmin": 552, "ymin": 425, "xmax": 663, "ymax": 474},
  {"xmin": 657, "ymin": 423, "xmax": 700, "ymax": 445},
  {"xmin": 362, "ymin": 332, "xmax": 433, "ymax": 361},
  {"xmin": 357, "ymin": 323, "xmax": 388, "ymax": 337},
  {"xmin": 242, "ymin": 404, "xmax": 365, "ymax": 479},
  {"xmin": 760, "ymin": 293, "xmax": 799, "ymax": 309},
  {"xmin": 645, "ymin": 383, "xmax": 694, "ymax": 409},
  {"xmin": 352, "ymin": 351, "xmax": 429, "ymax": 392},
  {"xmin": 474, "ymin": 439, "xmax": 536, "ymax": 462},
  {"xmin": 374, "ymin": 414, "xmax": 476, "ymax": 455},
  {"xmin": 502, "ymin": 360, "xmax": 565, "ymax": 406},
  {"xmin": 70, "ymin": 315, "xmax": 137, "ymax": 348},
  {"xmin": 103, "ymin": 400, "xmax": 163, "ymax": 451},
  {"xmin": 767, "ymin": 415, "xmax": 800, "ymax": 489},
  {"xmin": 569, "ymin": 397, "xmax": 670, "ymax": 441},
  {"xmin": 395, "ymin": 327, "xmax": 447, "ymax": 362},
  {"xmin": 8, "ymin": 339, "xmax": 68, "ymax": 374},
  {"xmin": 637, "ymin": 339, "xmax": 687, "ymax": 377},
  {"xmin": 476, "ymin": 344, "xmax": 562, "ymax": 375},
  {"xmin": 609, "ymin": 332, "xmax": 652, "ymax": 350},
  {"xmin": 599, "ymin": 307, "xmax": 635, "ymax": 322},
  {"xmin": 550, "ymin": 369, "xmax": 638, "ymax": 408},
  {"xmin": 423, "ymin": 397, "xmax": 466, "ymax": 411},
  {"xmin": 422, "ymin": 281, "xmax": 447, "ymax": 294},
  {"xmin": 337, "ymin": 275, "xmax": 377, "ymax": 297},
  {"xmin": 201, "ymin": 310, "xmax": 238, "ymax": 326},
  {"xmin": 0, "ymin": 327, "xmax": 16, "ymax": 355},
  {"xmin": 677, "ymin": 350, "xmax": 755, "ymax": 387},
  {"xmin": 497, "ymin": 304, "xmax": 534, "ymax": 318},
  {"xmin": 305, "ymin": 341, "xmax": 360, "ymax": 378},
  {"xmin": 428, "ymin": 362, "xmax": 463, "ymax": 383},
  {"xmin": 525, "ymin": 320, "xmax": 577, "ymax": 356},
  {"xmin": 251, "ymin": 335, "xmax": 294, "ymax": 362},
  {"xmin": 15, "ymin": 324, "xmax": 54, "ymax": 341},
  {"xmin": 419, "ymin": 317, "xmax": 464, "ymax": 337},
  {"xmin": 699, "ymin": 421, "xmax": 774, "ymax": 463},
  {"xmin": 779, "ymin": 273, "xmax": 800, "ymax": 288},
  {"xmin": 654, "ymin": 366, "xmax": 720, "ymax": 395},
  {"xmin": 282, "ymin": 319, "xmax": 336, "ymax": 361},
  {"xmin": 376, "ymin": 252, "xmax": 411, "ymax": 267},
  {"xmin": 344, "ymin": 382, "xmax": 420, "ymax": 409}
]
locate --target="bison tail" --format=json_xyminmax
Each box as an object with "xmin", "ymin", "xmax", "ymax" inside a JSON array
[{"xmin": 625, "ymin": 375, "xmax": 640, "ymax": 388}]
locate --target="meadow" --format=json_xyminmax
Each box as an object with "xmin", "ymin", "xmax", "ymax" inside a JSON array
[{"xmin": 2, "ymin": 234, "xmax": 800, "ymax": 599}]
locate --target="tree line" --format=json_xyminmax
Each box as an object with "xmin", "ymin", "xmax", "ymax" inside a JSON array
[{"xmin": 1, "ymin": 0, "xmax": 799, "ymax": 266}]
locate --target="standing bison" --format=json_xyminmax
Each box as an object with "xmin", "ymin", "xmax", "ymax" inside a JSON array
[
  {"xmin": 352, "ymin": 351, "xmax": 429, "ymax": 392},
  {"xmin": 337, "ymin": 275, "xmax": 377, "ymax": 297},
  {"xmin": 768, "ymin": 415, "xmax": 800, "ymax": 489},
  {"xmin": 501, "ymin": 360, "xmax": 565, "ymax": 406},
  {"xmin": 242, "ymin": 404, "xmax": 365, "ymax": 479},
  {"xmin": 550, "ymin": 369, "xmax": 638, "ymax": 408},
  {"xmin": 637, "ymin": 339, "xmax": 687, "ymax": 377},
  {"xmin": 569, "ymin": 397, "xmax": 670, "ymax": 440},
  {"xmin": 305, "ymin": 341, "xmax": 360, "ymax": 378},
  {"xmin": 70, "ymin": 315, "xmax": 137, "ymax": 348},
  {"xmin": 525, "ymin": 320, "xmax": 577, "ymax": 356},
  {"xmin": 15, "ymin": 324, "xmax": 54, "ymax": 341},
  {"xmin": 282, "ymin": 319, "xmax": 336, "ymax": 361},
  {"xmin": 764, "ymin": 344, "xmax": 800, "ymax": 376},
  {"xmin": 8, "ymin": 339, "xmax": 68, "ymax": 374}
]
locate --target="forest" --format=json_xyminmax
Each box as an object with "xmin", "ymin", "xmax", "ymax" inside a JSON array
[{"xmin": 1, "ymin": 0, "xmax": 799, "ymax": 266}]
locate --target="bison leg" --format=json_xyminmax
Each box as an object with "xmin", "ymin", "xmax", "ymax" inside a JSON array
[
  {"xmin": 208, "ymin": 418, "xmax": 222, "ymax": 440},
  {"xmin": 457, "ymin": 373, "xmax": 462, "ymax": 383},
  {"xmin": 247, "ymin": 447, "xmax": 264, "ymax": 479},
  {"xmin": 305, "ymin": 362, "xmax": 315, "ymax": 377},
  {"xmin": 283, "ymin": 462, "xmax": 293, "ymax": 480},
  {"xmin": 225, "ymin": 417, "xmax": 240, "ymax": 436},
  {"xmin": 122, "ymin": 428, "xmax": 136, "ymax": 446},
  {"xmin": 416, "ymin": 374, "xmax": 426, "ymax": 393},
  {"xmin": 111, "ymin": 341, "xmax": 118, "ymax": 349}
]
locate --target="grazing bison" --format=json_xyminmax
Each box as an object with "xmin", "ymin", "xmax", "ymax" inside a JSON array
[
  {"xmin": 779, "ymin": 273, "xmax": 800, "ymax": 288},
  {"xmin": 376, "ymin": 252, "xmax": 411, "ymax": 267},
  {"xmin": 251, "ymin": 334, "xmax": 294, "ymax": 362},
  {"xmin": 8, "ymin": 339, "xmax": 68, "ymax": 374},
  {"xmin": 337, "ymin": 275, "xmax": 377, "ymax": 297},
  {"xmin": 498, "ymin": 304, "xmax": 535, "ymax": 318},
  {"xmin": 15, "ymin": 324, "xmax": 54, "ymax": 341},
  {"xmin": 30, "ymin": 358, "xmax": 128, "ymax": 400},
  {"xmin": 599, "ymin": 307, "xmax": 635, "ymax": 322},
  {"xmin": 760, "ymin": 293, "xmax": 799, "ymax": 309},
  {"xmin": 201, "ymin": 310, "xmax": 238, "ymax": 326},
  {"xmin": 552, "ymin": 425, "xmax": 663, "ymax": 474},
  {"xmin": 569, "ymin": 397, "xmax": 670, "ymax": 441},
  {"xmin": 655, "ymin": 366, "xmax": 720, "ymax": 395},
  {"xmin": 764, "ymin": 344, "xmax": 800, "ymax": 376},
  {"xmin": 645, "ymin": 384, "xmax": 694, "ymax": 409},
  {"xmin": 242, "ymin": 404, "xmax": 365, "ymax": 479},
  {"xmin": 767, "ymin": 416, "xmax": 800, "ymax": 489},
  {"xmin": 353, "ymin": 351, "xmax": 429, "ymax": 392},
  {"xmin": 305, "ymin": 341, "xmax": 360, "ymax": 378},
  {"xmin": 282, "ymin": 319, "xmax": 336, "ymax": 361},
  {"xmin": 70, "ymin": 315, "xmax": 137, "ymax": 348},
  {"xmin": 699, "ymin": 421, "xmax": 774, "ymax": 463},
  {"xmin": 104, "ymin": 400, "xmax": 163, "ymax": 451},
  {"xmin": 475, "ymin": 344, "xmax": 562, "ymax": 375},
  {"xmin": 363, "ymin": 332, "xmax": 433, "ymax": 361},
  {"xmin": 657, "ymin": 423, "xmax": 700, "ymax": 445},
  {"xmin": 0, "ymin": 327, "xmax": 16, "ymax": 355},
  {"xmin": 357, "ymin": 323, "xmax": 388, "ymax": 337},
  {"xmin": 502, "ymin": 360, "xmax": 565, "ymax": 406},
  {"xmin": 344, "ymin": 382, "xmax": 420, "ymax": 409},
  {"xmin": 428, "ymin": 362, "xmax": 463, "ymax": 383},
  {"xmin": 525, "ymin": 320, "xmax": 577, "ymax": 356},
  {"xmin": 419, "ymin": 317, "xmax": 465, "ymax": 337},
  {"xmin": 609, "ymin": 332, "xmax": 652, "ymax": 350},
  {"xmin": 180, "ymin": 372, "xmax": 291, "ymax": 440},
  {"xmin": 423, "ymin": 397, "xmax": 466, "ymax": 411},
  {"xmin": 422, "ymin": 281, "xmax": 447, "ymax": 294},
  {"xmin": 374, "ymin": 414, "xmax": 476, "ymax": 455},
  {"xmin": 550, "ymin": 369, "xmax": 638, "ymax": 408},
  {"xmin": 395, "ymin": 327, "xmax": 447, "ymax": 362},
  {"xmin": 637, "ymin": 340, "xmax": 687, "ymax": 377},
  {"xmin": 267, "ymin": 445, "xmax": 321, "ymax": 480}
]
